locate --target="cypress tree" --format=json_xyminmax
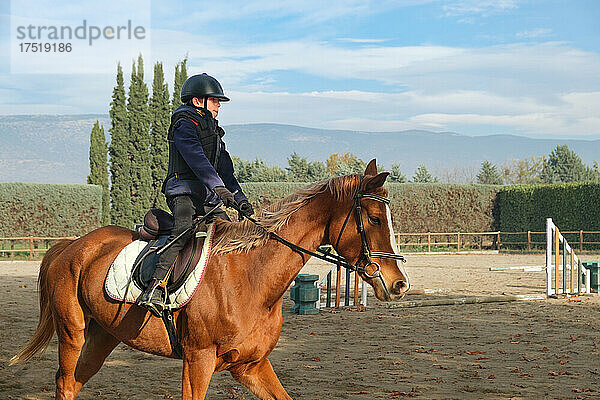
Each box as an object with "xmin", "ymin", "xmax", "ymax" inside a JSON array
[
  {"xmin": 149, "ymin": 62, "xmax": 170, "ymax": 209},
  {"xmin": 172, "ymin": 57, "xmax": 188, "ymax": 111},
  {"xmin": 88, "ymin": 121, "xmax": 110, "ymax": 225},
  {"xmin": 128, "ymin": 54, "xmax": 152, "ymax": 224},
  {"xmin": 108, "ymin": 63, "xmax": 133, "ymax": 227}
]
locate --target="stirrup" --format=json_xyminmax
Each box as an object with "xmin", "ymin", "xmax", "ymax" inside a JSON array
[{"xmin": 137, "ymin": 279, "xmax": 166, "ymax": 318}]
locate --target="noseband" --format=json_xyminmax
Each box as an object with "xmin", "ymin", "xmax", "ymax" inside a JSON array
[{"xmin": 236, "ymin": 176, "xmax": 405, "ymax": 280}]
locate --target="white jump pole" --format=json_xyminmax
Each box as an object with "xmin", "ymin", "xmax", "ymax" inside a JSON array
[
  {"xmin": 546, "ymin": 217, "xmax": 591, "ymax": 296},
  {"xmin": 546, "ymin": 218, "xmax": 553, "ymax": 296}
]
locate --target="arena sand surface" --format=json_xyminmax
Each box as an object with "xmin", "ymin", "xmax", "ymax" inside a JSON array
[{"xmin": 1, "ymin": 253, "xmax": 599, "ymax": 400}]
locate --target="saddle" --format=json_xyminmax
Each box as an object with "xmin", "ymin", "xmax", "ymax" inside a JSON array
[{"xmin": 134, "ymin": 208, "xmax": 207, "ymax": 293}]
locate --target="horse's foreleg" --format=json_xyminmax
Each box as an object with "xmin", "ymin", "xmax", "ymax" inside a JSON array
[
  {"xmin": 231, "ymin": 358, "xmax": 293, "ymax": 400},
  {"xmin": 73, "ymin": 319, "xmax": 120, "ymax": 389},
  {"xmin": 181, "ymin": 348, "xmax": 217, "ymax": 400}
]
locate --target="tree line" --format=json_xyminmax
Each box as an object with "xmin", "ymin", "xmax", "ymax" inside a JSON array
[{"xmin": 87, "ymin": 56, "xmax": 600, "ymax": 228}]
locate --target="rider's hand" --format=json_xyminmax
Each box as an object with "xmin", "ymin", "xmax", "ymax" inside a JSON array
[
  {"xmin": 213, "ymin": 186, "xmax": 236, "ymax": 208},
  {"xmin": 237, "ymin": 200, "xmax": 254, "ymax": 221}
]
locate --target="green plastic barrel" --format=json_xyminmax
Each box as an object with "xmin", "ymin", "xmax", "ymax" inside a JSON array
[
  {"xmin": 290, "ymin": 274, "xmax": 320, "ymax": 315},
  {"xmin": 582, "ymin": 262, "xmax": 600, "ymax": 292}
]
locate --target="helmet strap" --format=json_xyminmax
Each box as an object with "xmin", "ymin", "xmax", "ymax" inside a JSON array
[{"xmin": 204, "ymin": 97, "xmax": 207, "ymax": 109}]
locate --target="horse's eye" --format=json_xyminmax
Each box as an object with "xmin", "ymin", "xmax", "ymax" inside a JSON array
[{"xmin": 368, "ymin": 216, "xmax": 381, "ymax": 226}]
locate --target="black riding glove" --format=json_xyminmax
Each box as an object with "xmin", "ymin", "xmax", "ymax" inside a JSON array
[
  {"xmin": 237, "ymin": 200, "xmax": 254, "ymax": 221},
  {"xmin": 213, "ymin": 186, "xmax": 236, "ymax": 208}
]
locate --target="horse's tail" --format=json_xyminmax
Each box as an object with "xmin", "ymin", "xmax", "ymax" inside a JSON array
[{"xmin": 10, "ymin": 239, "xmax": 75, "ymax": 365}]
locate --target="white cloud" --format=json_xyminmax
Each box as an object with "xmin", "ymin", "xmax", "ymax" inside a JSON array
[
  {"xmin": 148, "ymin": 30, "xmax": 600, "ymax": 102},
  {"xmin": 219, "ymin": 89, "xmax": 600, "ymax": 136},
  {"xmin": 516, "ymin": 28, "xmax": 553, "ymax": 39},
  {"xmin": 408, "ymin": 91, "xmax": 600, "ymax": 135},
  {"xmin": 3, "ymin": 24, "xmax": 600, "ymax": 138},
  {"xmin": 337, "ymin": 38, "xmax": 389, "ymax": 44},
  {"xmin": 443, "ymin": 0, "xmax": 518, "ymax": 17}
]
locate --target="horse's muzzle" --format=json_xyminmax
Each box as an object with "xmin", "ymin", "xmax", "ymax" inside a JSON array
[{"xmin": 391, "ymin": 279, "xmax": 409, "ymax": 296}]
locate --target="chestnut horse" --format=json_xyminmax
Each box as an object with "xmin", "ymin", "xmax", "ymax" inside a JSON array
[{"xmin": 11, "ymin": 160, "xmax": 409, "ymax": 400}]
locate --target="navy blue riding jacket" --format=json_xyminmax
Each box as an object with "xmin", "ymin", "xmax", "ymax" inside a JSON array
[{"xmin": 162, "ymin": 105, "xmax": 247, "ymax": 206}]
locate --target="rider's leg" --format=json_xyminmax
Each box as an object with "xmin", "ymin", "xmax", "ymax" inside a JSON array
[{"xmin": 138, "ymin": 195, "xmax": 196, "ymax": 315}]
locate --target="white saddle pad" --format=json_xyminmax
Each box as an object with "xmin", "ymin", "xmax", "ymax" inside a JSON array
[{"xmin": 104, "ymin": 223, "xmax": 215, "ymax": 309}]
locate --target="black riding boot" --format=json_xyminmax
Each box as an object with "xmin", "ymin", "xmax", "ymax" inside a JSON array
[{"xmin": 138, "ymin": 278, "xmax": 166, "ymax": 317}]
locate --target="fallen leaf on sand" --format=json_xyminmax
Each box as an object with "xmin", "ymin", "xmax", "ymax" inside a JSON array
[
  {"xmin": 390, "ymin": 388, "xmax": 420, "ymax": 398},
  {"xmin": 572, "ymin": 387, "xmax": 591, "ymax": 393},
  {"xmin": 487, "ymin": 374, "xmax": 495, "ymax": 379},
  {"xmin": 466, "ymin": 350, "xmax": 482, "ymax": 355},
  {"xmin": 303, "ymin": 365, "xmax": 322, "ymax": 369},
  {"xmin": 497, "ymin": 349, "xmax": 506, "ymax": 354}
]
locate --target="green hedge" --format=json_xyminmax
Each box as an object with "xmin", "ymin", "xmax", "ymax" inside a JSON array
[
  {"xmin": 497, "ymin": 183, "xmax": 600, "ymax": 232},
  {"xmin": 0, "ymin": 183, "xmax": 103, "ymax": 237},
  {"xmin": 241, "ymin": 182, "xmax": 500, "ymax": 233},
  {"xmin": 241, "ymin": 182, "xmax": 307, "ymax": 209},
  {"xmin": 497, "ymin": 183, "xmax": 600, "ymax": 249},
  {"xmin": 387, "ymin": 183, "xmax": 500, "ymax": 233}
]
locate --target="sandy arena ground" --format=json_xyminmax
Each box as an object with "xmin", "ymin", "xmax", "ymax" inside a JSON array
[{"xmin": 1, "ymin": 253, "xmax": 600, "ymax": 399}]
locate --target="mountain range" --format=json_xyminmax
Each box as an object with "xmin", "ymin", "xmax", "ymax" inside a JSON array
[{"xmin": 1, "ymin": 114, "xmax": 599, "ymax": 184}]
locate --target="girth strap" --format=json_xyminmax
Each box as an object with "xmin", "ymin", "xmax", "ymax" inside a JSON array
[{"xmin": 161, "ymin": 309, "xmax": 183, "ymax": 359}]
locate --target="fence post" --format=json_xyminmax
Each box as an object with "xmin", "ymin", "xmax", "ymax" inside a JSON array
[
  {"xmin": 344, "ymin": 268, "xmax": 351, "ymax": 306},
  {"xmin": 457, "ymin": 232, "xmax": 461, "ymax": 252},
  {"xmin": 326, "ymin": 271, "xmax": 332, "ymax": 308},
  {"xmin": 335, "ymin": 266, "xmax": 341, "ymax": 308},
  {"xmin": 546, "ymin": 218, "xmax": 553, "ymax": 296},
  {"xmin": 497, "ymin": 232, "xmax": 501, "ymax": 250},
  {"xmin": 555, "ymin": 227, "xmax": 560, "ymax": 295},
  {"xmin": 562, "ymin": 240, "xmax": 567, "ymax": 295},
  {"xmin": 354, "ymin": 271, "xmax": 359, "ymax": 306},
  {"xmin": 580, "ymin": 230, "xmax": 583, "ymax": 252},
  {"xmin": 527, "ymin": 231, "xmax": 531, "ymax": 251},
  {"xmin": 570, "ymin": 251, "xmax": 575, "ymax": 294},
  {"xmin": 427, "ymin": 233, "xmax": 431, "ymax": 252},
  {"xmin": 28, "ymin": 237, "xmax": 34, "ymax": 260}
]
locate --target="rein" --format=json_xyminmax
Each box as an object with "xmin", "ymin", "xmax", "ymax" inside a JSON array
[{"xmin": 234, "ymin": 176, "xmax": 405, "ymax": 279}]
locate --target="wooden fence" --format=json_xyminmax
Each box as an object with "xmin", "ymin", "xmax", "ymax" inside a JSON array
[
  {"xmin": 396, "ymin": 230, "xmax": 600, "ymax": 252},
  {"xmin": 2, "ymin": 230, "xmax": 600, "ymax": 259},
  {"xmin": 0, "ymin": 236, "xmax": 77, "ymax": 260}
]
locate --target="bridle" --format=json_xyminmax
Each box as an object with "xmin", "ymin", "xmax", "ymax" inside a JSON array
[
  {"xmin": 333, "ymin": 188, "xmax": 406, "ymax": 279},
  {"xmin": 236, "ymin": 176, "xmax": 406, "ymax": 281}
]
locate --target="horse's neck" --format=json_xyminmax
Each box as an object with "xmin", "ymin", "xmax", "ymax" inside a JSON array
[{"xmin": 253, "ymin": 195, "xmax": 332, "ymax": 307}]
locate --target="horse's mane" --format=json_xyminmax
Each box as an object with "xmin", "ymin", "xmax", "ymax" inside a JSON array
[{"xmin": 211, "ymin": 174, "xmax": 361, "ymax": 254}]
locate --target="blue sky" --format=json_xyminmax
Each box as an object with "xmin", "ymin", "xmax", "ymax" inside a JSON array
[{"xmin": 1, "ymin": 0, "xmax": 599, "ymax": 138}]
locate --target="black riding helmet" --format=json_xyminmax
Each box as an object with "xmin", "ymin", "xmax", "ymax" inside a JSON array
[{"xmin": 180, "ymin": 73, "xmax": 230, "ymax": 103}]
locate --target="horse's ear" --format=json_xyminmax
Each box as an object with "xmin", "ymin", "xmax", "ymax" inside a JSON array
[
  {"xmin": 364, "ymin": 159, "xmax": 377, "ymax": 176},
  {"xmin": 363, "ymin": 172, "xmax": 389, "ymax": 192}
]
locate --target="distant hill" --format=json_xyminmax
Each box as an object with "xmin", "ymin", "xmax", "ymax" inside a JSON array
[{"xmin": 1, "ymin": 115, "xmax": 599, "ymax": 184}]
